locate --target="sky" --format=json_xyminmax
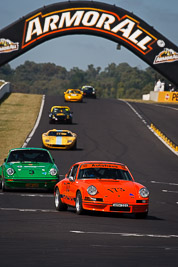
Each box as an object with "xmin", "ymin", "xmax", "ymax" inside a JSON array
[{"xmin": 0, "ymin": 0, "xmax": 177, "ymax": 70}]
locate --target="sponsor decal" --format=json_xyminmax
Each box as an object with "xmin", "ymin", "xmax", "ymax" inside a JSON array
[
  {"xmin": 81, "ymin": 163, "xmax": 125, "ymax": 169},
  {"xmin": 165, "ymin": 93, "xmax": 170, "ymax": 101},
  {"xmin": 22, "ymin": 8, "xmax": 157, "ymax": 54},
  {"xmin": 158, "ymin": 92, "xmax": 178, "ymax": 102},
  {"xmin": 0, "ymin": 38, "xmax": 19, "ymax": 53},
  {"xmin": 157, "ymin": 39, "xmax": 165, "ymax": 48},
  {"xmin": 108, "ymin": 188, "xmax": 125, "ymax": 193},
  {"xmin": 154, "ymin": 48, "xmax": 178, "ymax": 64},
  {"xmin": 172, "ymin": 93, "xmax": 178, "ymax": 101}
]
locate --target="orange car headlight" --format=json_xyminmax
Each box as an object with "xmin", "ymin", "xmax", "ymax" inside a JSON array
[
  {"xmin": 139, "ymin": 187, "xmax": 149, "ymax": 198},
  {"xmin": 87, "ymin": 185, "xmax": 97, "ymax": 196}
]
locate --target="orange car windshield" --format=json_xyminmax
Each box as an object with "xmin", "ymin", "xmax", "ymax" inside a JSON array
[{"xmin": 78, "ymin": 167, "xmax": 133, "ymax": 181}]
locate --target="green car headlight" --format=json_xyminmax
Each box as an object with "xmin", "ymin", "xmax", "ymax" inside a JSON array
[
  {"xmin": 139, "ymin": 187, "xmax": 149, "ymax": 198},
  {"xmin": 87, "ymin": 185, "xmax": 97, "ymax": 196},
  {"xmin": 49, "ymin": 168, "xmax": 57, "ymax": 176},
  {"xmin": 7, "ymin": 168, "xmax": 14, "ymax": 176}
]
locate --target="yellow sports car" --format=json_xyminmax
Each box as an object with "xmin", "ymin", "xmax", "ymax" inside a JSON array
[
  {"xmin": 64, "ymin": 89, "xmax": 83, "ymax": 102},
  {"xmin": 49, "ymin": 106, "xmax": 73, "ymax": 124},
  {"xmin": 42, "ymin": 129, "xmax": 77, "ymax": 150}
]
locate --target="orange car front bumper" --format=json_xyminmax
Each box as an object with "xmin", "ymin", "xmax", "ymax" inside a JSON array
[{"xmin": 82, "ymin": 201, "xmax": 148, "ymax": 214}]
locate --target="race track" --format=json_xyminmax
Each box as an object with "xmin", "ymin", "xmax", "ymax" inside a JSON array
[{"xmin": 1, "ymin": 96, "xmax": 178, "ymax": 267}]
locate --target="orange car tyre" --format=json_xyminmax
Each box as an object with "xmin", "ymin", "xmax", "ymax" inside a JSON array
[
  {"xmin": 55, "ymin": 188, "xmax": 68, "ymax": 211},
  {"xmin": 76, "ymin": 191, "xmax": 84, "ymax": 215}
]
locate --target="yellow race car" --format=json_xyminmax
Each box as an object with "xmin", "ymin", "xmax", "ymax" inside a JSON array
[
  {"xmin": 42, "ymin": 129, "xmax": 77, "ymax": 150},
  {"xmin": 49, "ymin": 106, "xmax": 73, "ymax": 124},
  {"xmin": 64, "ymin": 89, "xmax": 83, "ymax": 102}
]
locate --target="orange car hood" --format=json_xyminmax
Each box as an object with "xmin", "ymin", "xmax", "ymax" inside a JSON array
[{"xmin": 79, "ymin": 179, "xmax": 139, "ymax": 202}]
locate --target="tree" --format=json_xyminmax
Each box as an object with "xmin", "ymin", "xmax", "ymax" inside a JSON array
[{"xmin": 0, "ymin": 61, "xmax": 172, "ymax": 99}]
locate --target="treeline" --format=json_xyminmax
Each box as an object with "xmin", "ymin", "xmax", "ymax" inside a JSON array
[{"xmin": 0, "ymin": 61, "xmax": 166, "ymax": 99}]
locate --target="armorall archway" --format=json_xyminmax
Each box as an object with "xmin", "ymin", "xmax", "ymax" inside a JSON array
[{"xmin": 0, "ymin": 1, "xmax": 178, "ymax": 86}]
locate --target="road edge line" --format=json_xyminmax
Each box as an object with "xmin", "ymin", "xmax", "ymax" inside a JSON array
[
  {"xmin": 22, "ymin": 95, "xmax": 45, "ymax": 147},
  {"xmin": 119, "ymin": 99, "xmax": 178, "ymax": 157}
]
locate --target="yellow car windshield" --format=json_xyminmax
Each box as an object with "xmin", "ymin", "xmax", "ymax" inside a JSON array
[
  {"xmin": 53, "ymin": 108, "xmax": 68, "ymax": 113},
  {"xmin": 48, "ymin": 131, "xmax": 72, "ymax": 137}
]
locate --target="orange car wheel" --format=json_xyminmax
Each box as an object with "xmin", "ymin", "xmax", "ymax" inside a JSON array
[
  {"xmin": 76, "ymin": 191, "xmax": 84, "ymax": 215},
  {"xmin": 55, "ymin": 188, "xmax": 68, "ymax": 211}
]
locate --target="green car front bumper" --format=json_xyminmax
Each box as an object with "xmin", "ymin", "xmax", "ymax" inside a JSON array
[{"xmin": 2, "ymin": 178, "xmax": 59, "ymax": 191}]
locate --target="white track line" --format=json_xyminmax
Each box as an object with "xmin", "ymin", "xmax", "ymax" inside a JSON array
[
  {"xmin": 0, "ymin": 193, "xmax": 53, "ymax": 197},
  {"xmin": 120, "ymin": 100, "xmax": 178, "ymax": 156},
  {"xmin": 162, "ymin": 189, "xmax": 178, "ymax": 194},
  {"xmin": 70, "ymin": 230, "xmax": 178, "ymax": 238},
  {"xmin": 0, "ymin": 207, "xmax": 57, "ymax": 213},
  {"xmin": 153, "ymin": 104, "xmax": 178, "ymax": 111},
  {"xmin": 22, "ymin": 95, "xmax": 45, "ymax": 147},
  {"xmin": 151, "ymin": 181, "xmax": 178, "ymax": 186}
]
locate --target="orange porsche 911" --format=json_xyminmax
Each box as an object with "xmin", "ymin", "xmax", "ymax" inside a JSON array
[{"xmin": 54, "ymin": 161, "xmax": 149, "ymax": 218}]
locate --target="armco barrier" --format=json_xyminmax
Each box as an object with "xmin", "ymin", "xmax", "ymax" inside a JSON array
[{"xmin": 0, "ymin": 81, "xmax": 11, "ymax": 99}]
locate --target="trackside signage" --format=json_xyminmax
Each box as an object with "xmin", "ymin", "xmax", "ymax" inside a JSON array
[
  {"xmin": 22, "ymin": 8, "xmax": 157, "ymax": 55},
  {"xmin": 158, "ymin": 92, "xmax": 178, "ymax": 102},
  {"xmin": 0, "ymin": 1, "xmax": 178, "ymax": 86}
]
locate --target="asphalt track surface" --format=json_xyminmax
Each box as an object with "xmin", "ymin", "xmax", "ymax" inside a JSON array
[{"xmin": 1, "ymin": 96, "xmax": 178, "ymax": 267}]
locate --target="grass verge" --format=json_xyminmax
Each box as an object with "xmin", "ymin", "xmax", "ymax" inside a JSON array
[{"xmin": 0, "ymin": 93, "xmax": 42, "ymax": 164}]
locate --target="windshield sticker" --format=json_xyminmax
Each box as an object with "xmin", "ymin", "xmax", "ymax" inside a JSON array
[{"xmin": 81, "ymin": 163, "xmax": 125, "ymax": 169}]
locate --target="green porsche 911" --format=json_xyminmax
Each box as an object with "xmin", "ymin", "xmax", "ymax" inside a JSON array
[{"xmin": 0, "ymin": 147, "xmax": 59, "ymax": 191}]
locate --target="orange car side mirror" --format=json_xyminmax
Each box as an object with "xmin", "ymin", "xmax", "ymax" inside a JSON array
[{"xmin": 69, "ymin": 176, "xmax": 75, "ymax": 182}]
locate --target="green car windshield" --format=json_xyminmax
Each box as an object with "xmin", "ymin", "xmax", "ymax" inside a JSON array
[
  {"xmin": 7, "ymin": 150, "xmax": 53, "ymax": 163},
  {"xmin": 78, "ymin": 168, "xmax": 133, "ymax": 181}
]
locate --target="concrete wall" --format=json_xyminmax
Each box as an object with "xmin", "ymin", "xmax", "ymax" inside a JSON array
[
  {"xmin": 149, "ymin": 91, "xmax": 159, "ymax": 101},
  {"xmin": 0, "ymin": 81, "xmax": 11, "ymax": 99}
]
